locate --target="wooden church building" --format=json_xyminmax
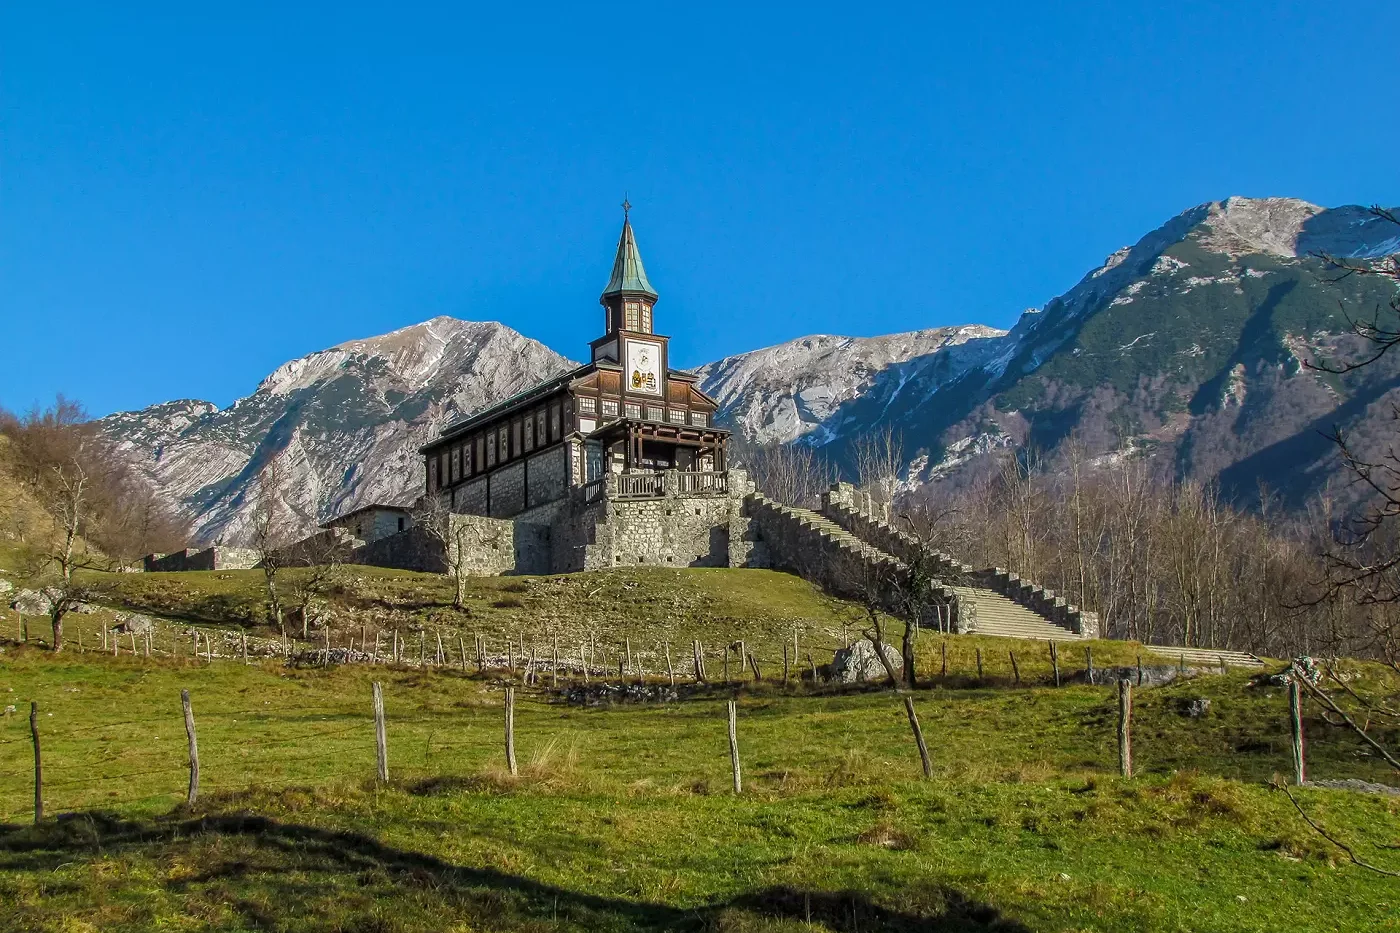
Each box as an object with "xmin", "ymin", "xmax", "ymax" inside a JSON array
[{"xmin": 421, "ymin": 206, "xmax": 732, "ymax": 519}]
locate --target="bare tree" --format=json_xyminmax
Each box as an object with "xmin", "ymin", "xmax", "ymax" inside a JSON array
[
  {"xmin": 288, "ymin": 528, "xmax": 350, "ymax": 638},
  {"xmin": 414, "ymin": 493, "xmax": 507, "ymax": 610},
  {"xmin": 734, "ymin": 438, "xmax": 836, "ymax": 508},
  {"xmin": 852, "ymin": 426, "xmax": 904, "ymax": 513},
  {"xmin": 249, "ymin": 460, "xmax": 296, "ymax": 635}
]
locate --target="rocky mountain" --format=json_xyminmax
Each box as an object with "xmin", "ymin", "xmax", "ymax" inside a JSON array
[
  {"xmin": 722, "ymin": 196, "xmax": 1400, "ymax": 506},
  {"xmin": 101, "ymin": 197, "xmax": 1400, "ymax": 544},
  {"xmin": 101, "ymin": 318, "xmax": 574, "ymax": 544},
  {"xmin": 694, "ymin": 326, "xmax": 1005, "ymax": 447}
]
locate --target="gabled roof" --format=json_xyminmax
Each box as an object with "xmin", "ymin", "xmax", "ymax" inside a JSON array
[
  {"xmin": 423, "ymin": 363, "xmax": 592, "ymax": 450},
  {"xmin": 321, "ymin": 502, "xmax": 412, "ymax": 528},
  {"xmin": 601, "ymin": 215, "xmax": 658, "ymax": 299}
]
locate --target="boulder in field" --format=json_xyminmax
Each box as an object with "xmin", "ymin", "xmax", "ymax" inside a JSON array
[{"xmin": 830, "ymin": 638, "xmax": 903, "ymax": 683}]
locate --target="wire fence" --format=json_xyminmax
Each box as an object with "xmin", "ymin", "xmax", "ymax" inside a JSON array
[{"xmin": 3, "ymin": 654, "xmax": 1390, "ymax": 826}]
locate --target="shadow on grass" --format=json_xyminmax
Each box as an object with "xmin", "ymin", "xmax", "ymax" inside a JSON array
[{"xmin": 0, "ymin": 810, "xmax": 1029, "ymax": 932}]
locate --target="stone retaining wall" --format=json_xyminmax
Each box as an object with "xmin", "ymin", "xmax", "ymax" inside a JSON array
[{"xmin": 144, "ymin": 546, "xmax": 262, "ymax": 573}]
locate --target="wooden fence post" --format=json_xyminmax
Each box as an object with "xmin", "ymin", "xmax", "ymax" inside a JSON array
[
  {"xmin": 1049, "ymin": 640, "xmax": 1061, "ymax": 687},
  {"xmin": 903, "ymin": 696, "xmax": 932, "ymax": 779},
  {"xmin": 145, "ymin": 630, "xmax": 152, "ymax": 658},
  {"xmin": 393, "ymin": 629, "xmax": 400, "ymax": 664},
  {"xmin": 693, "ymin": 640, "xmax": 705, "ymax": 682},
  {"xmin": 29, "ymin": 702, "xmax": 42, "ymax": 823},
  {"xmin": 976, "ymin": 648, "xmax": 983, "ymax": 681},
  {"xmin": 241, "ymin": 632, "xmax": 249, "ymax": 665},
  {"xmin": 1009, "ymin": 650, "xmax": 1020, "ymax": 686},
  {"xmin": 553, "ymin": 639, "xmax": 560, "ymax": 687},
  {"xmin": 181, "ymin": 689, "xmax": 199, "ymax": 805},
  {"xmin": 129, "ymin": 631, "xmax": 138, "ymax": 657},
  {"xmin": 1136, "ymin": 655, "xmax": 1143, "ymax": 686},
  {"xmin": 1289, "ymin": 679, "xmax": 1306, "ymax": 786},
  {"xmin": 727, "ymin": 699, "xmax": 742, "ymax": 794},
  {"xmin": 579, "ymin": 641, "xmax": 588, "ymax": 683},
  {"xmin": 665, "ymin": 641, "xmax": 674, "ymax": 686},
  {"xmin": 747, "ymin": 651, "xmax": 762, "ymax": 682},
  {"xmin": 436, "ymin": 631, "xmax": 445, "ymax": 666},
  {"xmin": 1118, "ymin": 679, "xmax": 1133, "ymax": 778},
  {"xmin": 372, "ymin": 681, "xmax": 389, "ymax": 782},
  {"xmin": 723, "ymin": 645, "xmax": 730, "ymax": 684},
  {"xmin": 460, "ymin": 636, "xmax": 469, "ymax": 673},
  {"xmin": 783, "ymin": 642, "xmax": 790, "ymax": 685},
  {"xmin": 419, "ymin": 632, "xmax": 425, "ymax": 667},
  {"xmin": 807, "ymin": 651, "xmax": 817, "ymax": 683},
  {"xmin": 505, "ymin": 686, "xmax": 518, "ymax": 776},
  {"xmin": 1085, "ymin": 646, "xmax": 1094, "ymax": 684},
  {"xmin": 941, "ymin": 640, "xmax": 948, "ymax": 678}
]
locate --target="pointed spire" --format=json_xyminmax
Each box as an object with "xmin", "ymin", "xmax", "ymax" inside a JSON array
[{"xmin": 601, "ymin": 203, "xmax": 658, "ymax": 299}]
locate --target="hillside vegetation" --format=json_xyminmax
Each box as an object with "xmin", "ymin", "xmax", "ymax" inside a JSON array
[{"xmin": 2, "ymin": 564, "xmax": 1399, "ymax": 931}]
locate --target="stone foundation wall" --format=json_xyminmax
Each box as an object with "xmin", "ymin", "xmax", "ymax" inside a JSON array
[
  {"xmin": 351, "ymin": 526, "xmax": 447, "ymax": 574},
  {"xmin": 144, "ymin": 546, "xmax": 261, "ymax": 572},
  {"xmin": 489, "ymin": 462, "xmax": 527, "ymax": 518},
  {"xmin": 527, "ymin": 446, "xmax": 568, "ymax": 509},
  {"xmin": 355, "ymin": 469, "xmax": 759, "ymax": 577}
]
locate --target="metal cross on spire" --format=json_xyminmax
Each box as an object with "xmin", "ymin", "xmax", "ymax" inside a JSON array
[{"xmin": 622, "ymin": 196, "xmax": 631, "ymax": 219}]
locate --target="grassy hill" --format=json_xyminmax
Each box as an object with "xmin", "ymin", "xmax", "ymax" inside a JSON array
[{"xmin": 1, "ymin": 564, "xmax": 1398, "ymax": 931}]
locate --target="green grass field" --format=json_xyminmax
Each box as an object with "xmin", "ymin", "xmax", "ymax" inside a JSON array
[{"xmin": 1, "ymin": 564, "xmax": 1398, "ymax": 931}]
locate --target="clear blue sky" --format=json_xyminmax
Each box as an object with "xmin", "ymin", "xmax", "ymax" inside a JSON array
[{"xmin": 3, "ymin": 2, "xmax": 1397, "ymax": 417}]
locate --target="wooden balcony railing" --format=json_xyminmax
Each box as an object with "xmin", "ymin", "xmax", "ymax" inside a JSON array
[
  {"xmin": 610, "ymin": 470, "xmax": 730, "ymax": 499},
  {"xmin": 678, "ymin": 471, "xmax": 728, "ymax": 495},
  {"xmin": 617, "ymin": 472, "xmax": 666, "ymax": 498}
]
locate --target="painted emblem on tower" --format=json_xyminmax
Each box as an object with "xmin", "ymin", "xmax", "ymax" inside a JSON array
[{"xmin": 626, "ymin": 339, "xmax": 662, "ymax": 395}]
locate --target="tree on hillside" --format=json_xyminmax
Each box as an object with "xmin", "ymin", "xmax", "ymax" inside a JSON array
[
  {"xmin": 249, "ymin": 459, "xmax": 298, "ymax": 636},
  {"xmin": 1306, "ymin": 207, "xmax": 1400, "ymax": 648},
  {"xmin": 852, "ymin": 426, "xmax": 904, "ymax": 515},
  {"xmin": 0, "ymin": 398, "xmax": 112, "ymax": 651},
  {"xmin": 734, "ymin": 437, "xmax": 836, "ymax": 508},
  {"xmin": 288, "ymin": 521, "xmax": 352, "ymax": 638},
  {"xmin": 414, "ymin": 493, "xmax": 506, "ymax": 611}
]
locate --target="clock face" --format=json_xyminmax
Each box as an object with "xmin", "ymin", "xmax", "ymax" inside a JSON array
[{"xmin": 625, "ymin": 339, "xmax": 662, "ymax": 395}]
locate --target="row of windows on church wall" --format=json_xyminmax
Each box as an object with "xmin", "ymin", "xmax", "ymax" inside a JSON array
[
  {"xmin": 428, "ymin": 399, "xmax": 564, "ymax": 491},
  {"xmin": 574, "ymin": 394, "xmax": 708, "ymax": 432},
  {"xmin": 427, "ymin": 393, "xmax": 713, "ymax": 492}
]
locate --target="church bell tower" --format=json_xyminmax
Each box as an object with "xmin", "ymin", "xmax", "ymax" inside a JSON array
[{"xmin": 590, "ymin": 203, "xmax": 669, "ymax": 397}]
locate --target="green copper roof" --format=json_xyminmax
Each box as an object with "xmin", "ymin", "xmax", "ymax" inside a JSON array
[{"xmin": 601, "ymin": 216, "xmax": 658, "ymax": 299}]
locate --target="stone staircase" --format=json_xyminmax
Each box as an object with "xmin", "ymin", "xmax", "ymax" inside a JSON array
[
  {"xmin": 745, "ymin": 494, "xmax": 907, "ymax": 594},
  {"xmin": 951, "ymin": 586, "xmax": 1086, "ymax": 641},
  {"xmin": 816, "ymin": 483, "xmax": 1096, "ymax": 639},
  {"xmin": 1142, "ymin": 645, "xmax": 1265, "ymax": 669},
  {"xmin": 747, "ymin": 492, "xmax": 1086, "ymax": 639}
]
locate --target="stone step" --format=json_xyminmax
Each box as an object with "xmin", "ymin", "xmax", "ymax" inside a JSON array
[
  {"xmin": 950, "ymin": 586, "xmax": 1084, "ymax": 641},
  {"xmin": 1142, "ymin": 646, "xmax": 1264, "ymax": 668}
]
